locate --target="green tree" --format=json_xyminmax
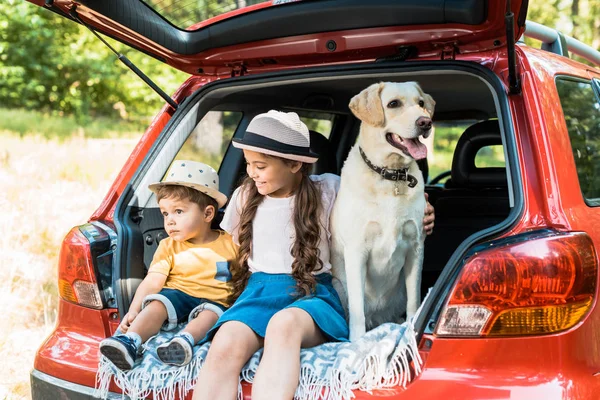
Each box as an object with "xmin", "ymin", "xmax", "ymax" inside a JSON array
[
  {"xmin": 527, "ymin": 0, "xmax": 600, "ymax": 55},
  {"xmin": 0, "ymin": 0, "xmax": 188, "ymax": 123},
  {"xmin": 1, "ymin": 0, "xmax": 599, "ymax": 128}
]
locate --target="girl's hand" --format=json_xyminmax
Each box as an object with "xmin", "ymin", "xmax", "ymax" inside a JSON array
[
  {"xmin": 118, "ymin": 311, "xmax": 138, "ymax": 333},
  {"xmin": 423, "ymin": 193, "xmax": 435, "ymax": 236}
]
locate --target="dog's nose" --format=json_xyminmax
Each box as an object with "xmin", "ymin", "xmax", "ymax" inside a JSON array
[{"xmin": 416, "ymin": 116, "xmax": 432, "ymax": 131}]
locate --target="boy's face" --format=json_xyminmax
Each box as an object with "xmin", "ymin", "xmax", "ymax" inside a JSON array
[{"xmin": 159, "ymin": 196, "xmax": 213, "ymax": 244}]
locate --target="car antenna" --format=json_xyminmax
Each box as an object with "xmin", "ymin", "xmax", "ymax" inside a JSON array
[
  {"xmin": 68, "ymin": 6, "xmax": 178, "ymax": 111},
  {"xmin": 505, "ymin": 0, "xmax": 522, "ymax": 95}
]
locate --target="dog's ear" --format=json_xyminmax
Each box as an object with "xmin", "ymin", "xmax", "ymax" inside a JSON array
[
  {"xmin": 412, "ymin": 82, "xmax": 436, "ymax": 118},
  {"xmin": 423, "ymin": 93, "xmax": 436, "ymax": 118},
  {"xmin": 349, "ymin": 82, "xmax": 385, "ymax": 127}
]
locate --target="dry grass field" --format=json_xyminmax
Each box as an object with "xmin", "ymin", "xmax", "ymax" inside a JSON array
[{"xmin": 0, "ymin": 132, "xmax": 140, "ymax": 399}]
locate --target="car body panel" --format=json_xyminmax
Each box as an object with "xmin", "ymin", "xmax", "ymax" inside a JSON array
[{"xmin": 33, "ymin": 299, "xmax": 111, "ymax": 388}]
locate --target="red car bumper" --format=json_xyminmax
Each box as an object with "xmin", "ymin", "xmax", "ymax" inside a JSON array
[{"xmin": 33, "ymin": 301, "xmax": 600, "ymax": 399}]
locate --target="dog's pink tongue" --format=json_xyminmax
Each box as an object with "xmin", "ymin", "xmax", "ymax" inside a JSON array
[{"xmin": 405, "ymin": 138, "xmax": 427, "ymax": 160}]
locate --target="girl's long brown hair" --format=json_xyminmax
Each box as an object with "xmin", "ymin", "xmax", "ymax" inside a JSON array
[{"xmin": 228, "ymin": 160, "xmax": 323, "ymax": 302}]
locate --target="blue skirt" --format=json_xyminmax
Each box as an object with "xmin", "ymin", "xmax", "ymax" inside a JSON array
[{"xmin": 202, "ymin": 272, "xmax": 349, "ymax": 343}]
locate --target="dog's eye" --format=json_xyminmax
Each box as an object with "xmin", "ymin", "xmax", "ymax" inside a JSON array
[
  {"xmin": 387, "ymin": 100, "xmax": 401, "ymax": 108},
  {"xmin": 419, "ymin": 100, "xmax": 425, "ymax": 107}
]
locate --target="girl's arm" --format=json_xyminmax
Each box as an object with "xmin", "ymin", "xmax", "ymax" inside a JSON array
[{"xmin": 220, "ymin": 186, "xmax": 243, "ymax": 245}]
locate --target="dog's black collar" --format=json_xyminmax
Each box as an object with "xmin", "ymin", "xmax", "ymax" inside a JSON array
[{"xmin": 359, "ymin": 147, "xmax": 418, "ymax": 188}]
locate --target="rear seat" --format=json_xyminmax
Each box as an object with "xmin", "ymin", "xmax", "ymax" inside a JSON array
[{"xmin": 422, "ymin": 120, "xmax": 510, "ymax": 291}]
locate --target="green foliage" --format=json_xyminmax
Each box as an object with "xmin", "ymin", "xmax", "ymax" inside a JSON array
[
  {"xmin": 0, "ymin": 1, "xmax": 189, "ymax": 124},
  {"xmin": 428, "ymin": 123, "xmax": 467, "ymax": 181},
  {"xmin": 556, "ymin": 79, "xmax": 600, "ymax": 199},
  {"xmin": 525, "ymin": 0, "xmax": 600, "ymax": 65},
  {"xmin": 145, "ymin": 0, "xmax": 265, "ymax": 29},
  {"xmin": 1, "ymin": 0, "xmax": 599, "ymax": 139},
  {"xmin": 174, "ymin": 111, "xmax": 242, "ymax": 169}
]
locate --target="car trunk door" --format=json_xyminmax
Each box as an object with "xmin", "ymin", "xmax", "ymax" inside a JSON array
[{"xmin": 29, "ymin": 0, "xmax": 528, "ymax": 77}]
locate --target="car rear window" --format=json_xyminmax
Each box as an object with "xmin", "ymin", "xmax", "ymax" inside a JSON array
[
  {"xmin": 299, "ymin": 112, "xmax": 335, "ymax": 139},
  {"xmin": 474, "ymin": 145, "xmax": 505, "ymax": 168},
  {"xmin": 556, "ymin": 77, "xmax": 600, "ymax": 204},
  {"xmin": 429, "ymin": 120, "xmax": 474, "ymax": 180},
  {"xmin": 144, "ymin": 0, "xmax": 269, "ymax": 30},
  {"xmin": 173, "ymin": 111, "xmax": 243, "ymax": 170}
]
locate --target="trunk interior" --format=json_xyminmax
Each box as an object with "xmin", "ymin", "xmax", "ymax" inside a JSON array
[{"xmin": 113, "ymin": 61, "xmax": 518, "ymax": 345}]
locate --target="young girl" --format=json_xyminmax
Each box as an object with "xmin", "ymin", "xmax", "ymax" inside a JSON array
[{"xmin": 193, "ymin": 110, "xmax": 434, "ymax": 400}]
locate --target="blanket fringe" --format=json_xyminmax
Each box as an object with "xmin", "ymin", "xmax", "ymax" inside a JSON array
[
  {"xmin": 95, "ymin": 353, "xmax": 204, "ymax": 400},
  {"xmin": 292, "ymin": 324, "xmax": 422, "ymax": 400},
  {"xmin": 95, "ymin": 322, "xmax": 423, "ymax": 400}
]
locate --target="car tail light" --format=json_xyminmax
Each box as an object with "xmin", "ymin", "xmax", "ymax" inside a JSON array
[
  {"xmin": 58, "ymin": 223, "xmax": 114, "ymax": 309},
  {"xmin": 436, "ymin": 231, "xmax": 597, "ymax": 337}
]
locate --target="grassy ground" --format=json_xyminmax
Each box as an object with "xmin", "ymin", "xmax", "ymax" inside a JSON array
[
  {"xmin": 0, "ymin": 108, "xmax": 147, "ymax": 140},
  {"xmin": 0, "ymin": 131, "xmax": 140, "ymax": 400}
]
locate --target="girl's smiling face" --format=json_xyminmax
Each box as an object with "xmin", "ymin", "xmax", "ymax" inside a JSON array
[{"xmin": 243, "ymin": 150, "xmax": 303, "ymax": 198}]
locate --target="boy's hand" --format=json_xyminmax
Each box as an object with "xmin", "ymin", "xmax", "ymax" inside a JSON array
[
  {"xmin": 118, "ymin": 311, "xmax": 139, "ymax": 333},
  {"xmin": 423, "ymin": 193, "xmax": 435, "ymax": 236}
]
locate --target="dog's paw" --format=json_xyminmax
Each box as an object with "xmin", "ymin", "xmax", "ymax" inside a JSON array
[{"xmin": 349, "ymin": 324, "xmax": 366, "ymax": 342}]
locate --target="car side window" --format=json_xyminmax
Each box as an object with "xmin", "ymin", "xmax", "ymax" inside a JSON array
[
  {"xmin": 428, "ymin": 121, "xmax": 475, "ymax": 181},
  {"xmin": 475, "ymin": 145, "xmax": 505, "ymax": 168},
  {"xmin": 299, "ymin": 112, "xmax": 335, "ymax": 138},
  {"xmin": 173, "ymin": 111, "xmax": 243, "ymax": 169},
  {"xmin": 556, "ymin": 78, "xmax": 600, "ymax": 204}
]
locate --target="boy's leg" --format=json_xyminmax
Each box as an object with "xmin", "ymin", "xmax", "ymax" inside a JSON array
[
  {"xmin": 251, "ymin": 308, "xmax": 325, "ymax": 400},
  {"xmin": 156, "ymin": 309, "xmax": 219, "ymax": 366},
  {"xmin": 99, "ymin": 299, "xmax": 168, "ymax": 370},
  {"xmin": 181, "ymin": 309, "xmax": 220, "ymax": 343},
  {"xmin": 127, "ymin": 300, "xmax": 168, "ymax": 342},
  {"xmin": 192, "ymin": 321, "xmax": 263, "ymax": 400}
]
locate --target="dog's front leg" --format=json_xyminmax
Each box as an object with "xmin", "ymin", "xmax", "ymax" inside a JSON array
[
  {"xmin": 344, "ymin": 245, "xmax": 368, "ymax": 341},
  {"xmin": 404, "ymin": 245, "xmax": 424, "ymax": 320}
]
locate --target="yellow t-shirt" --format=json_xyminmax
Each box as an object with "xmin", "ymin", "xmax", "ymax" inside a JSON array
[{"xmin": 148, "ymin": 230, "xmax": 237, "ymax": 307}]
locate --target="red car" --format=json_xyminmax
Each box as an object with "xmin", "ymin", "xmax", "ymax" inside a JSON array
[{"xmin": 27, "ymin": 0, "xmax": 600, "ymax": 399}]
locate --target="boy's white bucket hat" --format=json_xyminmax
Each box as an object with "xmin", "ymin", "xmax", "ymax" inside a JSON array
[
  {"xmin": 148, "ymin": 160, "xmax": 228, "ymax": 208},
  {"xmin": 232, "ymin": 110, "xmax": 319, "ymax": 163}
]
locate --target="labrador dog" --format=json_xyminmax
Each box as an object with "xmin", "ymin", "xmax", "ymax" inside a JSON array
[{"xmin": 331, "ymin": 81, "xmax": 435, "ymax": 341}]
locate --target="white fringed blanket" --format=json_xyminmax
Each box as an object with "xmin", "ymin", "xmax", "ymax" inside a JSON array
[{"xmin": 95, "ymin": 321, "xmax": 422, "ymax": 400}]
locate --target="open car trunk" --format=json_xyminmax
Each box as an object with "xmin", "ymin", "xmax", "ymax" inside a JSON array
[{"xmin": 112, "ymin": 60, "xmax": 521, "ymax": 394}]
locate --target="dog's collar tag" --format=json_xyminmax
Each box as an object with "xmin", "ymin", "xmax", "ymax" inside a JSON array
[{"xmin": 359, "ymin": 147, "xmax": 418, "ymax": 188}]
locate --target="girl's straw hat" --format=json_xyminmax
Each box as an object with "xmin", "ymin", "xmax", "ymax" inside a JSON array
[
  {"xmin": 232, "ymin": 110, "xmax": 319, "ymax": 163},
  {"xmin": 148, "ymin": 160, "xmax": 228, "ymax": 208}
]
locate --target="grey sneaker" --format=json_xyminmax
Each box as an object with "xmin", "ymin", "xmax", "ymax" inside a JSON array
[
  {"xmin": 156, "ymin": 334, "xmax": 195, "ymax": 366},
  {"xmin": 99, "ymin": 335, "xmax": 138, "ymax": 370}
]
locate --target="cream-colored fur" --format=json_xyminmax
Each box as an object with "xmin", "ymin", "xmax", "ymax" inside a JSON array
[{"xmin": 331, "ymin": 81, "xmax": 435, "ymax": 341}]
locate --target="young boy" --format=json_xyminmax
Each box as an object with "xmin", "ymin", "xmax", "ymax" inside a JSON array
[{"xmin": 99, "ymin": 160, "xmax": 237, "ymax": 370}]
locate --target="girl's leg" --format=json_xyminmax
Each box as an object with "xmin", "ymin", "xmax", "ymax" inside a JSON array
[
  {"xmin": 192, "ymin": 321, "xmax": 263, "ymax": 400},
  {"xmin": 181, "ymin": 310, "xmax": 219, "ymax": 343},
  {"xmin": 252, "ymin": 308, "xmax": 326, "ymax": 400},
  {"xmin": 127, "ymin": 300, "xmax": 168, "ymax": 342}
]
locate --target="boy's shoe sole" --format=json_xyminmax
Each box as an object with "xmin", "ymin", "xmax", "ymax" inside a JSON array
[
  {"xmin": 99, "ymin": 340, "xmax": 135, "ymax": 370},
  {"xmin": 156, "ymin": 337, "xmax": 193, "ymax": 366}
]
